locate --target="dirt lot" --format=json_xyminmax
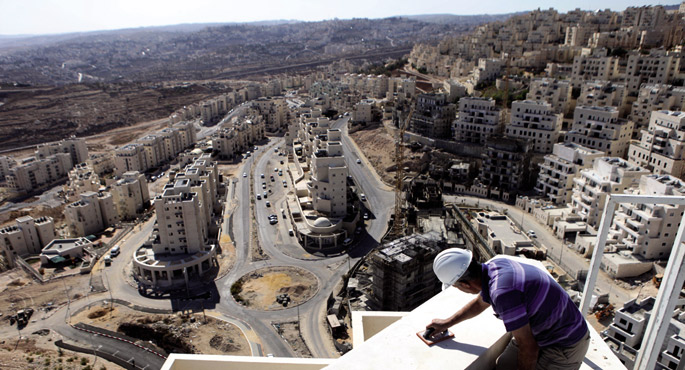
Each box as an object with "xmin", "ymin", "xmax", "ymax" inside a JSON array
[
  {"xmin": 348, "ymin": 121, "xmax": 424, "ymax": 186},
  {"xmin": 0, "ymin": 83, "xmax": 225, "ymax": 151},
  {"xmin": 272, "ymin": 321, "xmax": 312, "ymax": 358},
  {"xmin": 0, "ymin": 269, "xmax": 90, "ymax": 323},
  {"xmin": 71, "ymin": 303, "xmax": 250, "ymax": 356},
  {"xmin": 232, "ymin": 266, "xmax": 318, "ymax": 311}
]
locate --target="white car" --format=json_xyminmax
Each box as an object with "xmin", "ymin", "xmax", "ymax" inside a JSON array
[
  {"xmin": 360, "ymin": 194, "xmax": 366, "ymax": 201},
  {"xmin": 243, "ymin": 173, "xmax": 247, "ymax": 178},
  {"xmin": 528, "ymin": 230, "xmax": 537, "ymax": 238},
  {"xmin": 356, "ymin": 159, "xmax": 362, "ymax": 164}
]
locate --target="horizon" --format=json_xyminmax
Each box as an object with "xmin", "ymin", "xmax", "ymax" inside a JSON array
[{"xmin": 0, "ymin": 0, "xmax": 677, "ymax": 36}]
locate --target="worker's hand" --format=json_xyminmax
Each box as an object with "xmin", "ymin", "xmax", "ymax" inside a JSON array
[{"xmin": 426, "ymin": 318, "xmax": 450, "ymax": 337}]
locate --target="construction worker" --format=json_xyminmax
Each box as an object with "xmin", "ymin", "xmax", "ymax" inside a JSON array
[{"xmin": 426, "ymin": 248, "xmax": 590, "ymax": 370}]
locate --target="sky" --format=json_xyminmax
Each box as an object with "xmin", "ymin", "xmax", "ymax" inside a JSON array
[{"xmin": 0, "ymin": 0, "xmax": 675, "ymax": 36}]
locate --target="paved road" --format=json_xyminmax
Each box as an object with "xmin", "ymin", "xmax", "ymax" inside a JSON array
[{"xmin": 447, "ymin": 195, "xmax": 634, "ymax": 306}]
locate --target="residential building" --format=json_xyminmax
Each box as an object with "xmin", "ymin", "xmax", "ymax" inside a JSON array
[
  {"xmin": 0, "ymin": 216, "xmax": 55, "ymax": 267},
  {"xmin": 110, "ymin": 171, "xmax": 150, "ymax": 221},
  {"xmin": 35, "ymin": 136, "xmax": 88, "ymax": 167},
  {"xmin": 369, "ymin": 233, "xmax": 446, "ymax": 311},
  {"xmin": 39, "ymin": 238, "xmax": 92, "ymax": 266},
  {"xmin": 212, "ymin": 117, "xmax": 266, "ymax": 160},
  {"xmin": 86, "ymin": 153, "xmax": 115, "ymax": 176},
  {"xmin": 505, "ymin": 100, "xmax": 562, "ymax": 154},
  {"xmin": 535, "ymin": 143, "xmax": 604, "ymax": 205},
  {"xmin": 570, "ymin": 52, "xmax": 618, "ymax": 87},
  {"xmin": 479, "ymin": 137, "xmax": 531, "ymax": 195},
  {"xmin": 65, "ymin": 163, "xmax": 101, "ymax": 200},
  {"xmin": 629, "ymin": 84, "xmax": 685, "ymax": 134},
  {"xmin": 408, "ymin": 93, "xmax": 457, "ymax": 139},
  {"xmin": 65, "ymin": 191, "xmax": 119, "ymax": 237},
  {"xmin": 114, "ymin": 121, "xmax": 197, "ymax": 176},
  {"xmin": 6, "ymin": 153, "xmax": 73, "ymax": 193},
  {"xmin": 352, "ymin": 99, "xmax": 375, "ymax": 123},
  {"xmin": 526, "ymin": 78, "xmax": 573, "ymax": 115},
  {"xmin": 577, "ymin": 80, "xmax": 627, "ymax": 115},
  {"xmin": 624, "ymin": 51, "xmax": 681, "ymax": 93},
  {"xmin": 565, "ymin": 106, "xmax": 634, "ymax": 158},
  {"xmin": 251, "ymin": 97, "xmax": 289, "ymax": 132},
  {"xmin": 0, "ymin": 156, "xmax": 16, "ymax": 182},
  {"xmin": 604, "ymin": 296, "xmax": 656, "ymax": 369},
  {"xmin": 608, "ymin": 174, "xmax": 685, "ymax": 260},
  {"xmin": 132, "ymin": 156, "xmax": 220, "ymax": 289},
  {"xmin": 470, "ymin": 58, "xmax": 504, "ymax": 86},
  {"xmin": 570, "ymin": 157, "xmax": 649, "ymax": 228},
  {"xmin": 629, "ymin": 110, "xmax": 685, "ymax": 178},
  {"xmin": 310, "ymin": 140, "xmax": 348, "ymax": 218},
  {"xmin": 453, "ymin": 97, "xmax": 503, "ymax": 144}
]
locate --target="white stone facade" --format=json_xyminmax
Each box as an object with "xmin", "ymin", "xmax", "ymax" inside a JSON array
[
  {"xmin": 526, "ymin": 78, "xmax": 572, "ymax": 115},
  {"xmin": 629, "ymin": 110, "xmax": 685, "ymax": 178},
  {"xmin": 565, "ymin": 106, "xmax": 634, "ymax": 158},
  {"xmin": 65, "ymin": 191, "xmax": 119, "ymax": 237},
  {"xmin": 110, "ymin": 171, "xmax": 150, "ymax": 220},
  {"xmin": 629, "ymin": 84, "xmax": 685, "ymax": 133},
  {"xmin": 0, "ymin": 216, "xmax": 55, "ymax": 267},
  {"xmin": 505, "ymin": 100, "xmax": 562, "ymax": 154},
  {"xmin": 571, "ymin": 53, "xmax": 617, "ymax": 88},
  {"xmin": 535, "ymin": 143, "xmax": 603, "ymax": 205},
  {"xmin": 6, "ymin": 153, "xmax": 73, "ymax": 193},
  {"xmin": 453, "ymin": 97, "xmax": 503, "ymax": 144}
]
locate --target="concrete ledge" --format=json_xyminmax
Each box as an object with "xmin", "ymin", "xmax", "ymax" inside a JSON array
[{"xmin": 162, "ymin": 354, "xmax": 335, "ymax": 370}]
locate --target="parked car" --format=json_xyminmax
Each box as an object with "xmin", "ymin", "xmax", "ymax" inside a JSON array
[
  {"xmin": 363, "ymin": 213, "xmax": 369, "ymax": 220},
  {"xmin": 104, "ymin": 256, "xmax": 112, "ymax": 266},
  {"xmin": 360, "ymin": 194, "xmax": 366, "ymax": 201},
  {"xmin": 110, "ymin": 245, "xmax": 120, "ymax": 257},
  {"xmin": 261, "ymin": 173, "xmax": 265, "ymax": 178},
  {"xmin": 289, "ymin": 229, "xmax": 294, "ymax": 236}
]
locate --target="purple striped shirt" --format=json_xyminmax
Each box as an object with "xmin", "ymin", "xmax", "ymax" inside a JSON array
[{"xmin": 480, "ymin": 257, "xmax": 588, "ymax": 347}]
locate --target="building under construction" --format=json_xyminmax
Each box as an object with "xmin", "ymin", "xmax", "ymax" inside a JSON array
[{"xmin": 370, "ymin": 232, "xmax": 449, "ymax": 311}]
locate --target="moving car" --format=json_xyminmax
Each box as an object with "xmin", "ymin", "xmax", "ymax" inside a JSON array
[
  {"xmin": 360, "ymin": 194, "xmax": 366, "ymax": 201},
  {"xmin": 110, "ymin": 245, "xmax": 120, "ymax": 257},
  {"xmin": 356, "ymin": 159, "xmax": 362, "ymax": 164},
  {"xmin": 256, "ymin": 194, "xmax": 261, "ymax": 200},
  {"xmin": 266, "ymin": 201, "xmax": 271, "ymax": 207},
  {"xmin": 528, "ymin": 230, "xmax": 537, "ymax": 238},
  {"xmin": 243, "ymin": 173, "xmax": 247, "ymax": 177}
]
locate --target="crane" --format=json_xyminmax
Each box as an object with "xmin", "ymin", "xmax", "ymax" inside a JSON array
[{"xmin": 386, "ymin": 106, "xmax": 415, "ymax": 241}]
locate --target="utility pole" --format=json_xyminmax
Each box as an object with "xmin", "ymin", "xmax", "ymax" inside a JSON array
[
  {"xmin": 104, "ymin": 272, "xmax": 113, "ymax": 312},
  {"xmin": 297, "ymin": 304, "xmax": 301, "ymax": 336}
]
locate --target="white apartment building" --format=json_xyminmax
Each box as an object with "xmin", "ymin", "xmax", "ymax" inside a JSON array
[
  {"xmin": 409, "ymin": 93, "xmax": 457, "ymax": 139},
  {"xmin": 114, "ymin": 121, "xmax": 197, "ymax": 176},
  {"xmin": 453, "ymin": 97, "xmax": 503, "ymax": 144},
  {"xmin": 35, "ymin": 136, "xmax": 88, "ymax": 167},
  {"xmin": 505, "ymin": 100, "xmax": 562, "ymax": 154},
  {"xmin": 110, "ymin": 171, "xmax": 150, "ymax": 221},
  {"xmin": 630, "ymin": 84, "xmax": 685, "ymax": 133},
  {"xmin": 132, "ymin": 156, "xmax": 220, "ymax": 289},
  {"xmin": 577, "ymin": 80, "xmax": 627, "ymax": 114},
  {"xmin": 352, "ymin": 99, "xmax": 375, "ymax": 123},
  {"xmin": 570, "ymin": 53, "xmax": 618, "ymax": 87},
  {"xmin": 526, "ymin": 78, "xmax": 572, "ymax": 115},
  {"xmin": 609, "ymin": 174, "xmax": 685, "ymax": 260},
  {"xmin": 624, "ymin": 51, "xmax": 681, "ymax": 93},
  {"xmin": 6, "ymin": 153, "xmax": 73, "ymax": 193},
  {"xmin": 65, "ymin": 191, "xmax": 119, "ymax": 237},
  {"xmin": 470, "ymin": 58, "xmax": 503, "ymax": 86},
  {"xmin": 251, "ymin": 97, "xmax": 289, "ymax": 132},
  {"xmin": 479, "ymin": 137, "xmax": 530, "ymax": 194},
  {"xmin": 565, "ymin": 106, "xmax": 634, "ymax": 158},
  {"xmin": 86, "ymin": 153, "xmax": 115, "ymax": 176},
  {"xmin": 570, "ymin": 157, "xmax": 649, "ymax": 228},
  {"xmin": 0, "ymin": 156, "xmax": 16, "ymax": 183},
  {"xmin": 0, "ymin": 216, "xmax": 55, "ymax": 267},
  {"xmin": 535, "ymin": 143, "xmax": 604, "ymax": 205},
  {"xmin": 310, "ymin": 141, "xmax": 348, "ymax": 218},
  {"xmin": 213, "ymin": 117, "xmax": 266, "ymax": 160},
  {"xmin": 66, "ymin": 163, "xmax": 101, "ymax": 200},
  {"xmin": 629, "ymin": 110, "xmax": 685, "ymax": 178}
]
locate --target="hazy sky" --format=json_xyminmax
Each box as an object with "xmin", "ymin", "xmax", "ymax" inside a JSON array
[{"xmin": 0, "ymin": 0, "xmax": 674, "ymax": 35}]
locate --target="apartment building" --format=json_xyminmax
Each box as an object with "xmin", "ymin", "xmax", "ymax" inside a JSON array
[
  {"xmin": 0, "ymin": 156, "xmax": 16, "ymax": 183},
  {"xmin": 352, "ymin": 99, "xmax": 375, "ymax": 123},
  {"xmin": 471, "ymin": 58, "xmax": 504, "ymax": 86},
  {"xmin": 624, "ymin": 51, "xmax": 681, "ymax": 93},
  {"xmin": 535, "ymin": 143, "xmax": 604, "ymax": 205},
  {"xmin": 35, "ymin": 136, "xmax": 88, "ymax": 167},
  {"xmin": 86, "ymin": 153, "xmax": 115, "ymax": 176},
  {"xmin": 370, "ymin": 232, "xmax": 446, "ymax": 311},
  {"xmin": 604, "ymin": 296, "xmax": 656, "ymax": 369},
  {"xmin": 132, "ymin": 156, "xmax": 220, "ymax": 289},
  {"xmin": 504, "ymin": 100, "xmax": 562, "ymax": 154},
  {"xmin": 570, "ymin": 52, "xmax": 618, "ymax": 87},
  {"xmin": 310, "ymin": 140, "xmax": 348, "ymax": 218},
  {"xmin": 110, "ymin": 171, "xmax": 150, "ymax": 221},
  {"xmin": 114, "ymin": 121, "xmax": 197, "ymax": 176},
  {"xmin": 629, "ymin": 110, "xmax": 685, "ymax": 178},
  {"xmin": 213, "ymin": 117, "xmax": 266, "ymax": 160},
  {"xmin": 453, "ymin": 97, "xmax": 503, "ymax": 144},
  {"xmin": 65, "ymin": 191, "xmax": 119, "ymax": 237},
  {"xmin": 479, "ymin": 137, "xmax": 531, "ymax": 194},
  {"xmin": 577, "ymin": 80, "xmax": 627, "ymax": 114},
  {"xmin": 251, "ymin": 97, "xmax": 289, "ymax": 132},
  {"xmin": 408, "ymin": 93, "xmax": 457, "ymax": 139},
  {"xmin": 565, "ymin": 106, "xmax": 634, "ymax": 158},
  {"xmin": 570, "ymin": 157, "xmax": 649, "ymax": 228},
  {"xmin": 526, "ymin": 78, "xmax": 573, "ymax": 115},
  {"xmin": 630, "ymin": 84, "xmax": 685, "ymax": 133},
  {"xmin": 6, "ymin": 153, "xmax": 73, "ymax": 193},
  {"xmin": 65, "ymin": 163, "xmax": 101, "ymax": 200},
  {"xmin": 609, "ymin": 174, "xmax": 685, "ymax": 260},
  {"xmin": 0, "ymin": 216, "xmax": 55, "ymax": 267}
]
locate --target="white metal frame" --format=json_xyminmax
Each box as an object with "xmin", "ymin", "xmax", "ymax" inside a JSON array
[{"xmin": 579, "ymin": 194, "xmax": 685, "ymax": 370}]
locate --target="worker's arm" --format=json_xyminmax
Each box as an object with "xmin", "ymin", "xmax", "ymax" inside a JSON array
[
  {"xmin": 426, "ymin": 295, "xmax": 490, "ymax": 335},
  {"xmin": 511, "ymin": 323, "xmax": 539, "ymax": 370}
]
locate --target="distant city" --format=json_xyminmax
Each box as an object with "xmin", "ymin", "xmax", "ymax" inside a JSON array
[{"xmin": 0, "ymin": 3, "xmax": 684, "ymax": 370}]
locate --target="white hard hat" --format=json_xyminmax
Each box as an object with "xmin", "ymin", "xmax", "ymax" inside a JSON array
[{"xmin": 433, "ymin": 248, "xmax": 473, "ymax": 290}]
